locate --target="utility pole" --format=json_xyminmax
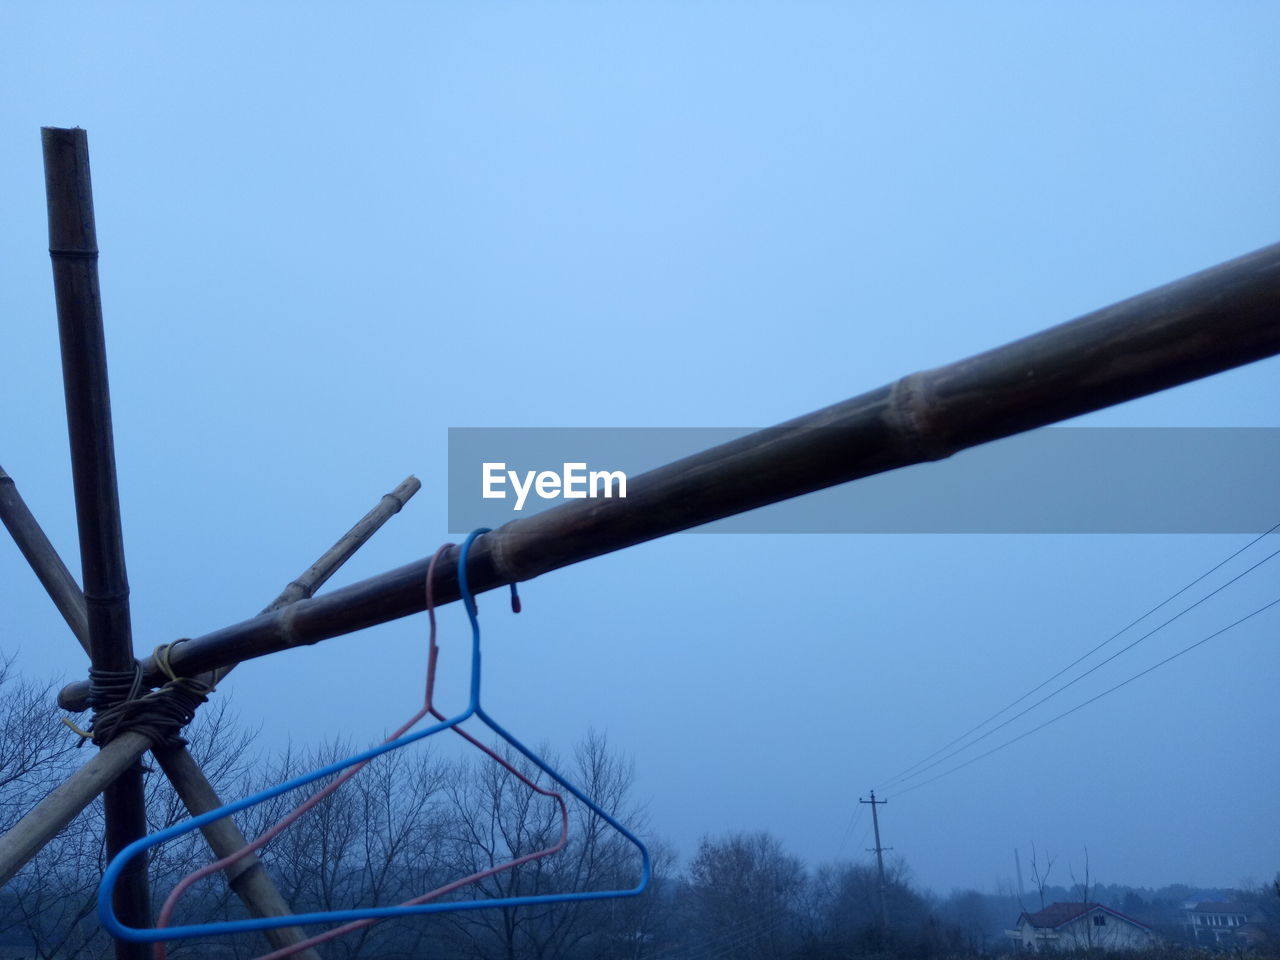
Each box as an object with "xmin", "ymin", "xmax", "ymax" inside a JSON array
[
  {"xmin": 860, "ymin": 790, "xmax": 891, "ymax": 932},
  {"xmin": 1015, "ymin": 848, "xmax": 1028, "ymax": 910}
]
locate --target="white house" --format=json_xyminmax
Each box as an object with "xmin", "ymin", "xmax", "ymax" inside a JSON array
[
  {"xmin": 1182, "ymin": 901, "xmax": 1256, "ymax": 947},
  {"xmin": 1007, "ymin": 902, "xmax": 1154, "ymax": 952}
]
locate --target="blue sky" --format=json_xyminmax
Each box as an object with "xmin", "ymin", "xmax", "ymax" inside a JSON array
[{"xmin": 2, "ymin": 2, "xmax": 1278, "ymax": 896}]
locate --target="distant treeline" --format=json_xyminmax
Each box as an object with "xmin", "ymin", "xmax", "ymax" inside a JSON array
[{"xmin": 1, "ymin": 664, "xmax": 1277, "ymax": 959}]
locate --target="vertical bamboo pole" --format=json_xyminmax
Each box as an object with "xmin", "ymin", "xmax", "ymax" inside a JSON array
[{"xmin": 42, "ymin": 126, "xmax": 150, "ymax": 959}]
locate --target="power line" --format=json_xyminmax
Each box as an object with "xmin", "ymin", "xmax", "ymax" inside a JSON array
[
  {"xmin": 701, "ymin": 912, "xmax": 787, "ymax": 960},
  {"xmin": 857, "ymin": 817, "xmax": 875, "ymax": 858},
  {"xmin": 890, "ymin": 594, "xmax": 1280, "ymax": 798},
  {"xmin": 834, "ymin": 798, "xmax": 865, "ymax": 858},
  {"xmin": 886, "ymin": 544, "xmax": 1278, "ymax": 789},
  {"xmin": 645, "ymin": 906, "xmax": 786, "ymax": 960},
  {"xmin": 879, "ymin": 523, "xmax": 1279, "ymax": 789},
  {"xmin": 881, "ymin": 541, "xmax": 1279, "ymax": 791}
]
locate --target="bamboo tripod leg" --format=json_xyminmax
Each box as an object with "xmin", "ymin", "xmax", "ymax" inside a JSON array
[
  {"xmin": 0, "ymin": 738, "xmax": 322, "ymax": 954},
  {"xmin": 0, "ymin": 732, "xmax": 151, "ymax": 888},
  {"xmin": 0, "ymin": 742, "xmax": 319, "ymax": 957},
  {"xmin": 152, "ymin": 746, "xmax": 321, "ymax": 956},
  {"xmin": 0, "ymin": 466, "xmax": 90, "ymax": 652},
  {"xmin": 0, "ymin": 465, "xmax": 319, "ymax": 954},
  {"xmin": 0, "ymin": 470, "xmax": 418, "ymax": 956},
  {"xmin": 0, "ymin": 469, "xmax": 158, "ymax": 891}
]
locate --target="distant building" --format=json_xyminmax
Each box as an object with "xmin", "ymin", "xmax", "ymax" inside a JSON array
[
  {"xmin": 1182, "ymin": 901, "xmax": 1257, "ymax": 947},
  {"xmin": 1007, "ymin": 902, "xmax": 1154, "ymax": 952}
]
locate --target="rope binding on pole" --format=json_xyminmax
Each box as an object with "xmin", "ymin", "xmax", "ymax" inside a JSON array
[{"xmin": 65, "ymin": 640, "xmax": 212, "ymax": 749}]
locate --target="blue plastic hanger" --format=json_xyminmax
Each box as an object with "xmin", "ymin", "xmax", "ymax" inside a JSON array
[{"xmin": 99, "ymin": 528, "xmax": 651, "ymax": 943}]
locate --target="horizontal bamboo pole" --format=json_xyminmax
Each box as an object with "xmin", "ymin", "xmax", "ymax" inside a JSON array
[
  {"xmin": 54, "ymin": 238, "xmax": 1280, "ymax": 696},
  {"xmin": 0, "ymin": 476, "xmax": 420, "ymax": 902},
  {"xmin": 0, "ymin": 464, "xmax": 90, "ymax": 653}
]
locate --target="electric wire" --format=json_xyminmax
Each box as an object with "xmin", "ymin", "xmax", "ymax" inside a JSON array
[
  {"xmin": 701, "ymin": 912, "xmax": 787, "ymax": 960},
  {"xmin": 834, "ymin": 799, "xmax": 866, "ymax": 858},
  {"xmin": 857, "ymin": 817, "xmax": 875, "ymax": 857},
  {"xmin": 881, "ymin": 542, "xmax": 1279, "ymax": 791},
  {"xmin": 879, "ymin": 521, "xmax": 1278, "ymax": 790},
  {"xmin": 643, "ymin": 907, "xmax": 786, "ymax": 960},
  {"xmin": 690, "ymin": 908, "xmax": 787, "ymax": 960},
  {"xmin": 890, "ymin": 593, "xmax": 1280, "ymax": 798}
]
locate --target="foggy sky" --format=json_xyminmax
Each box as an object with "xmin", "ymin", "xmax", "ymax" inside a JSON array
[{"xmin": 1, "ymin": 2, "xmax": 1277, "ymax": 898}]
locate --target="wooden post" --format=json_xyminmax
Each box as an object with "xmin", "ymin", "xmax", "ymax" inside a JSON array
[
  {"xmin": 42, "ymin": 125, "xmax": 150, "ymax": 959},
  {"xmin": 55, "ymin": 237, "xmax": 1280, "ymax": 695}
]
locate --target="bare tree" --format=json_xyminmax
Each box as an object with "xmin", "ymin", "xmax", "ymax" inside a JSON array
[
  {"xmin": 226, "ymin": 737, "xmax": 455, "ymax": 959},
  {"xmin": 0, "ymin": 658, "xmax": 78, "ymax": 832},
  {"xmin": 1028, "ymin": 842, "xmax": 1056, "ymax": 911},
  {"xmin": 1060, "ymin": 847, "xmax": 1142, "ymax": 952},
  {"xmin": 1068, "ymin": 845, "xmax": 1097, "ymax": 949},
  {"xmin": 686, "ymin": 830, "xmax": 806, "ymax": 960},
  {"xmin": 0, "ymin": 660, "xmax": 110, "ymax": 959},
  {"xmin": 1, "ymin": 684, "xmax": 256, "ymax": 959},
  {"xmin": 1, "ymin": 670, "xmax": 659, "ymax": 960},
  {"xmin": 1070, "ymin": 845, "xmax": 1093, "ymax": 901},
  {"xmin": 807, "ymin": 857, "xmax": 942, "ymax": 957},
  {"xmin": 437, "ymin": 730, "xmax": 656, "ymax": 960},
  {"xmin": 936, "ymin": 889, "xmax": 996, "ymax": 953}
]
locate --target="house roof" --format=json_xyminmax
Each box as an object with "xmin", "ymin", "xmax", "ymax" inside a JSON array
[
  {"xmin": 1019, "ymin": 902, "xmax": 1151, "ymax": 931},
  {"xmin": 1190, "ymin": 902, "xmax": 1250, "ymax": 916}
]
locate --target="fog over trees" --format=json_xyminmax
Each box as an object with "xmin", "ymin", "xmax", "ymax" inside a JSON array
[{"xmin": 2, "ymin": 663, "xmax": 1277, "ymax": 959}]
